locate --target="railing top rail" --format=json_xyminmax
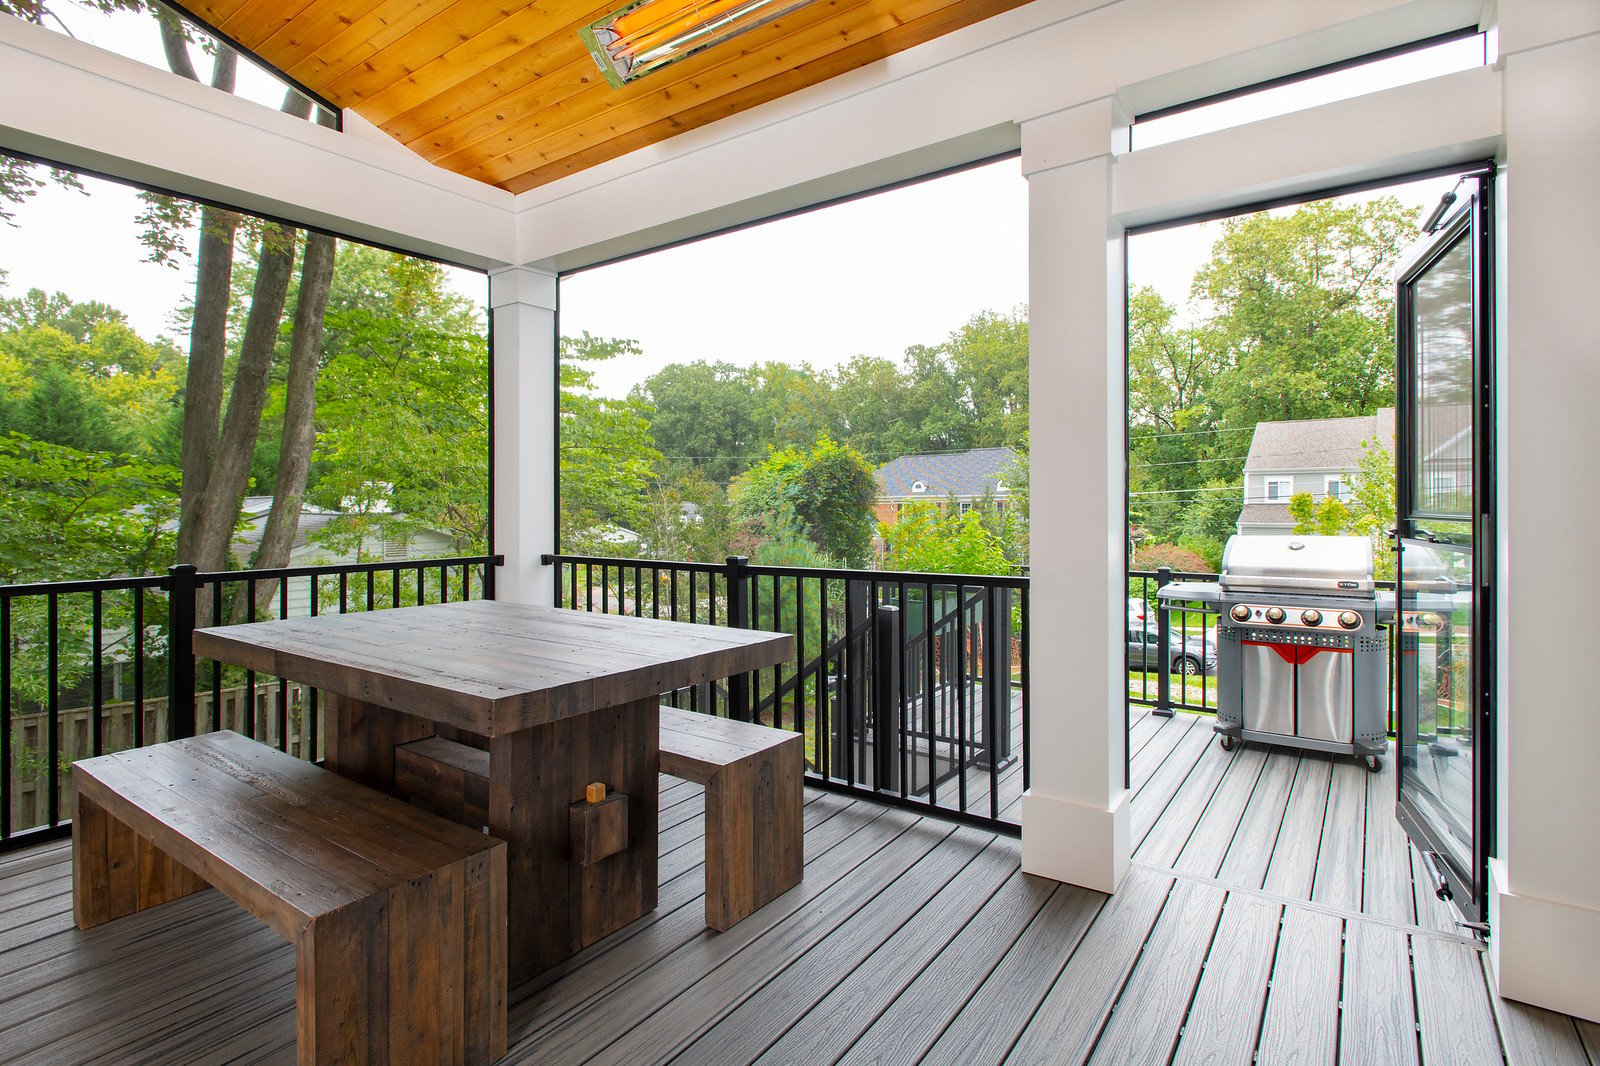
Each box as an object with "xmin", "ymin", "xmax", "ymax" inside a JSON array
[
  {"xmin": 1, "ymin": 574, "xmax": 170, "ymax": 597},
  {"xmin": 195, "ymin": 554, "xmax": 503, "ymax": 585},
  {"xmin": 1, "ymin": 555, "xmax": 504, "ymax": 600},
  {"xmin": 542, "ymin": 552, "xmax": 1028, "ymax": 588},
  {"xmin": 1127, "ymin": 568, "xmax": 1218, "ymax": 582},
  {"xmin": 541, "ymin": 553, "xmax": 727, "ymax": 576},
  {"xmin": 1129, "ymin": 567, "xmax": 1397, "ymax": 591}
]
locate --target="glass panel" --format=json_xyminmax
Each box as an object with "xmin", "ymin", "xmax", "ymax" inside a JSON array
[
  {"xmin": 1398, "ymin": 538, "xmax": 1475, "ymax": 873},
  {"xmin": 1411, "ymin": 233, "xmax": 1474, "ymax": 518}
]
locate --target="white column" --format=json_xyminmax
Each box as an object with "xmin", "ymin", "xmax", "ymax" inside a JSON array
[
  {"xmin": 488, "ymin": 266, "xmax": 558, "ymax": 606},
  {"xmin": 1489, "ymin": 21, "xmax": 1600, "ymax": 1023},
  {"xmin": 1019, "ymin": 99, "xmax": 1130, "ymax": 894}
]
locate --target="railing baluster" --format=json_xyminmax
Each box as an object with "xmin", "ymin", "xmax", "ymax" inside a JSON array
[
  {"xmin": 309, "ymin": 575, "xmax": 320, "ymax": 762},
  {"xmin": 132, "ymin": 589, "xmax": 144, "ymax": 752},
  {"xmin": 278, "ymin": 579, "xmax": 290, "ymax": 750},
  {"xmin": 955, "ymin": 582, "xmax": 968, "ymax": 816},
  {"xmin": 47, "ymin": 594, "xmax": 60, "ymax": 828},
  {"xmin": 211, "ymin": 580, "xmax": 223, "ymax": 732},
  {"xmin": 1021, "ymin": 583, "xmax": 1031, "ymax": 793},
  {"xmin": 245, "ymin": 579, "xmax": 257, "ymax": 739},
  {"xmin": 91, "ymin": 591, "xmax": 104, "ymax": 757},
  {"xmin": 1, "ymin": 596, "xmax": 10, "ymax": 840}
]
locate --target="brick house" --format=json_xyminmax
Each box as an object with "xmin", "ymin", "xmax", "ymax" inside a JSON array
[{"xmin": 873, "ymin": 446, "xmax": 1019, "ymax": 528}]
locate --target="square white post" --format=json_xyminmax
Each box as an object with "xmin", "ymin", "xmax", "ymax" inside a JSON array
[
  {"xmin": 488, "ymin": 266, "xmax": 559, "ymax": 606},
  {"xmin": 1018, "ymin": 99, "xmax": 1131, "ymax": 894},
  {"xmin": 1489, "ymin": 18, "xmax": 1600, "ymax": 1023}
]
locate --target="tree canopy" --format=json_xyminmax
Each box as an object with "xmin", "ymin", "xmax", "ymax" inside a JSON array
[{"xmin": 1129, "ymin": 197, "xmax": 1419, "ymax": 566}]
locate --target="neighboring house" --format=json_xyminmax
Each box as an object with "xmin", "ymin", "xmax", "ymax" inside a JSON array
[
  {"xmin": 231, "ymin": 496, "xmax": 458, "ymax": 617},
  {"xmin": 1236, "ymin": 409, "xmax": 1396, "ymax": 535},
  {"xmin": 873, "ymin": 446, "xmax": 1018, "ymax": 529}
]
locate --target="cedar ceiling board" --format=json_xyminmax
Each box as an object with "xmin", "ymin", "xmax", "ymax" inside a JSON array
[
  {"xmin": 366, "ymin": 22, "xmax": 598, "ymax": 134},
  {"xmin": 202, "ymin": 0, "xmax": 293, "ymax": 38},
  {"xmin": 337, "ymin": 4, "xmax": 604, "ymax": 124},
  {"xmin": 280, "ymin": 0, "xmax": 466, "ymax": 88},
  {"xmin": 414, "ymin": 0, "xmax": 900, "ymax": 164},
  {"xmin": 488, "ymin": 0, "xmax": 1025, "ymax": 191},
  {"xmin": 314, "ymin": 2, "xmax": 533, "ymax": 104},
  {"xmin": 367, "ymin": 5, "xmax": 617, "ymax": 135},
  {"xmin": 424, "ymin": 0, "xmax": 885, "ymax": 175},
  {"xmin": 175, "ymin": 0, "xmax": 1026, "ymax": 192},
  {"xmin": 472, "ymin": 0, "xmax": 954, "ymax": 171},
  {"xmin": 327, "ymin": 0, "xmax": 609, "ymax": 112}
]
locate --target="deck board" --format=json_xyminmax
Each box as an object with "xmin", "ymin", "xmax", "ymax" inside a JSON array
[
  {"xmin": 1341, "ymin": 921, "xmax": 1419, "ymax": 1066},
  {"xmin": 1171, "ymin": 894, "xmax": 1280, "ymax": 1065},
  {"xmin": 1256, "ymin": 907, "xmax": 1342, "ymax": 1065},
  {"xmin": 1, "ymin": 712, "xmax": 1585, "ymax": 1065}
]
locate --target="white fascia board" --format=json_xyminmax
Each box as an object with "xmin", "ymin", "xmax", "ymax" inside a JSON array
[
  {"xmin": 1113, "ymin": 64, "xmax": 1502, "ymax": 229},
  {"xmin": 511, "ymin": 0, "xmax": 1480, "ymax": 272},
  {"xmin": 0, "ymin": 16, "xmax": 516, "ymax": 269}
]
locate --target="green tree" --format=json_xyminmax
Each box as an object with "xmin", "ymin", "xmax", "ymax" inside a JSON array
[
  {"xmin": 558, "ymin": 333, "xmax": 662, "ymax": 552},
  {"xmin": 880, "ymin": 502, "xmax": 1012, "ymax": 576},
  {"xmin": 1286, "ymin": 441, "xmax": 1396, "ymax": 578},
  {"xmin": 942, "ymin": 307, "xmax": 1028, "ymax": 447},
  {"xmin": 0, "ymin": 433, "xmax": 178, "ymax": 582},
  {"xmin": 311, "ymin": 250, "xmax": 492, "ymax": 555},
  {"xmin": 730, "ymin": 437, "xmax": 876, "ymax": 566},
  {"xmin": 630, "ymin": 361, "xmax": 757, "ymax": 485},
  {"xmin": 1198, "ymin": 199, "xmax": 1418, "ymax": 426}
]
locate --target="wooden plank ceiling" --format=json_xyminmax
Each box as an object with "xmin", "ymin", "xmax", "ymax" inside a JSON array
[{"xmin": 173, "ymin": 0, "xmax": 1031, "ymax": 193}]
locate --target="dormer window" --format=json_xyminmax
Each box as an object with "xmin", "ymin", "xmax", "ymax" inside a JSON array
[
  {"xmin": 995, "ymin": 482, "xmax": 1008, "ymax": 494},
  {"xmin": 911, "ymin": 480, "xmax": 927, "ymax": 494}
]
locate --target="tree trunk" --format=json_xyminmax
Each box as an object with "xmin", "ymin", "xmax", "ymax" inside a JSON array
[
  {"xmin": 170, "ymin": 39, "xmax": 240, "ymax": 569},
  {"xmin": 187, "ymin": 223, "xmax": 300, "ymax": 575},
  {"xmin": 236, "ymin": 226, "xmax": 337, "ymax": 621}
]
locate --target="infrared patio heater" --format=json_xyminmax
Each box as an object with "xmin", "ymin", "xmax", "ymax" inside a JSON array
[
  {"xmin": 581, "ymin": 0, "xmax": 822, "ymax": 88},
  {"xmin": 1159, "ymin": 535, "xmax": 1393, "ymax": 771}
]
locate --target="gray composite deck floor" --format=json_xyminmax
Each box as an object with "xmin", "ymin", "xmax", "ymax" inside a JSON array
[{"xmin": 1, "ymin": 709, "xmax": 1596, "ymax": 1064}]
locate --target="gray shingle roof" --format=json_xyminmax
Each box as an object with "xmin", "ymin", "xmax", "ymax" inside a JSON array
[
  {"xmin": 1237, "ymin": 503, "xmax": 1294, "ymax": 527},
  {"xmin": 1243, "ymin": 408, "xmax": 1395, "ymax": 473},
  {"xmin": 876, "ymin": 447, "xmax": 1018, "ymax": 500}
]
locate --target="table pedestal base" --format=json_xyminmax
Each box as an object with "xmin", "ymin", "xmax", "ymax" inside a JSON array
[{"xmin": 326, "ymin": 693, "xmax": 660, "ymax": 986}]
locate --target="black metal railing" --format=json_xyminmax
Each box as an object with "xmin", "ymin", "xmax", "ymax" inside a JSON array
[
  {"xmin": 1127, "ymin": 567, "xmax": 1222, "ymax": 717},
  {"xmin": 544, "ymin": 553, "xmax": 1029, "ymax": 834},
  {"xmin": 1129, "ymin": 565, "xmax": 1400, "ymax": 733},
  {"xmin": 0, "ymin": 554, "xmax": 502, "ymax": 850}
]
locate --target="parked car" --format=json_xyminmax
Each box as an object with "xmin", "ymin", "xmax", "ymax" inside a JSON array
[{"xmin": 1127, "ymin": 617, "xmax": 1216, "ymax": 676}]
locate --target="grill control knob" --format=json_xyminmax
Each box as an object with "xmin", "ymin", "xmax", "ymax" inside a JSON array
[
  {"xmin": 1230, "ymin": 603, "xmax": 1252, "ymax": 623},
  {"xmin": 1264, "ymin": 607, "xmax": 1286, "ymax": 624},
  {"xmin": 1338, "ymin": 611, "xmax": 1361, "ymax": 630},
  {"xmin": 1301, "ymin": 609, "xmax": 1322, "ymax": 626}
]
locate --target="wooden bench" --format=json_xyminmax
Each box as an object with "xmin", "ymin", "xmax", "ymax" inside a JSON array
[
  {"xmin": 393, "ymin": 707, "xmax": 803, "ymax": 933},
  {"xmin": 72, "ymin": 730, "xmax": 507, "ymax": 1066},
  {"xmin": 659, "ymin": 706, "xmax": 804, "ymax": 932}
]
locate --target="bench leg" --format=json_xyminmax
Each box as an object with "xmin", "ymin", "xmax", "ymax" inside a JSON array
[
  {"xmin": 297, "ymin": 857, "xmax": 506, "ymax": 1066},
  {"xmin": 73, "ymin": 790, "xmax": 206, "ymax": 930},
  {"xmin": 703, "ymin": 743, "xmax": 804, "ymax": 932}
]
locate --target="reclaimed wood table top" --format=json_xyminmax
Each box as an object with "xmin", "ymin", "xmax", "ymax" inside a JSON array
[{"xmin": 192, "ymin": 600, "xmax": 793, "ymax": 737}]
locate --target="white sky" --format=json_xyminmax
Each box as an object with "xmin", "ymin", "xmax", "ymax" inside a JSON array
[
  {"xmin": 559, "ymin": 159, "xmax": 1029, "ymax": 397},
  {"xmin": 0, "ymin": 9, "xmax": 1477, "ymax": 393}
]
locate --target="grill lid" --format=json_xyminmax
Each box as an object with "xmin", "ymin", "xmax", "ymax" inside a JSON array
[{"xmin": 1219, "ymin": 534, "xmax": 1375, "ymax": 595}]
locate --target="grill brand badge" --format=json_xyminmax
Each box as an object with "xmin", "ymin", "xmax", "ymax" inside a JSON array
[{"xmin": 1338, "ymin": 580, "xmax": 1358, "ymax": 589}]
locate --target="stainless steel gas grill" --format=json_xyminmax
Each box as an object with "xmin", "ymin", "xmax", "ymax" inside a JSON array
[{"xmin": 1158, "ymin": 535, "xmax": 1391, "ymax": 771}]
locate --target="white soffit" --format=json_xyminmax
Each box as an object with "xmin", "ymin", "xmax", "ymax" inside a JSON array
[
  {"xmin": 1112, "ymin": 64, "xmax": 1503, "ymax": 228},
  {"xmin": 512, "ymin": 0, "xmax": 1487, "ymax": 271},
  {"xmin": 0, "ymin": 16, "xmax": 516, "ymax": 269}
]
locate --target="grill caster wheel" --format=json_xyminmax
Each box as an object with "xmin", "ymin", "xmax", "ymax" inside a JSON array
[
  {"xmin": 1219, "ymin": 735, "xmax": 1239, "ymax": 752},
  {"xmin": 1365, "ymin": 755, "xmax": 1382, "ymax": 773}
]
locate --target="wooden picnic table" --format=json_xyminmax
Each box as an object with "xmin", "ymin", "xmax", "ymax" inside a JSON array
[{"xmin": 193, "ymin": 599, "xmax": 792, "ymax": 984}]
